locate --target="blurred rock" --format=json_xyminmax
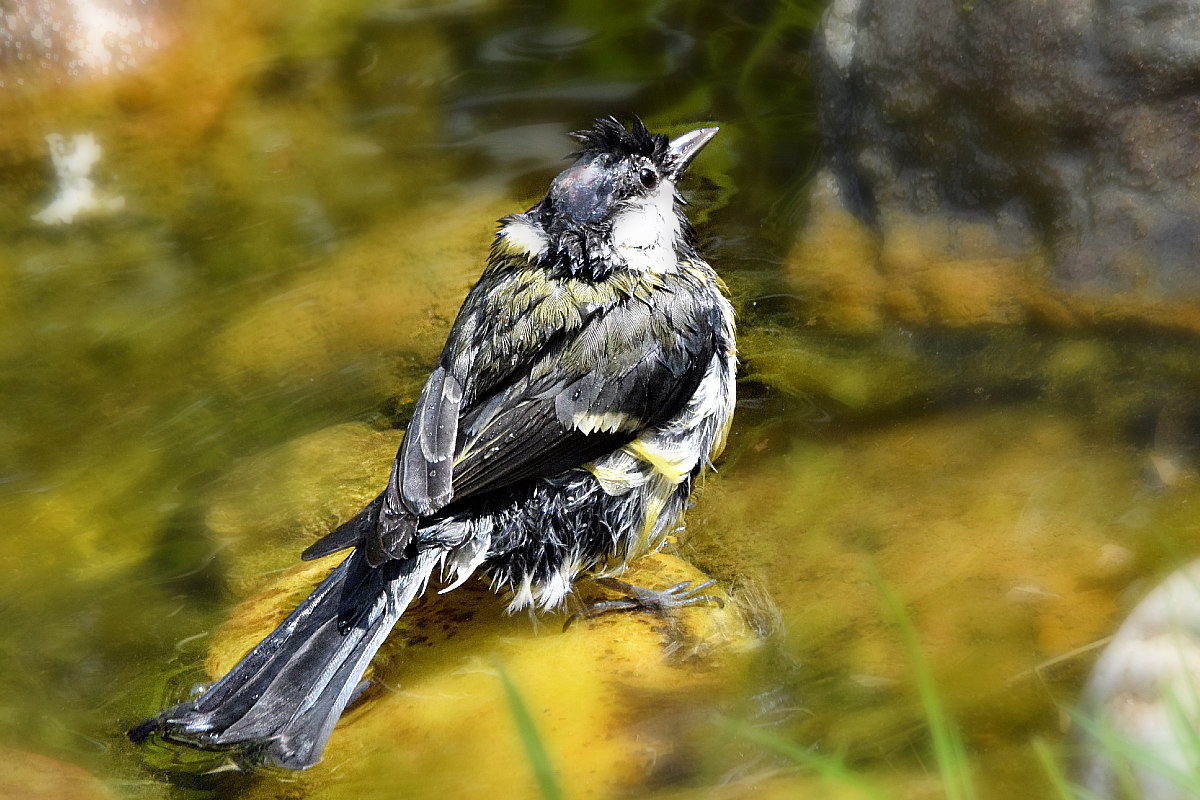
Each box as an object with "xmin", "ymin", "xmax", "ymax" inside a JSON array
[
  {"xmin": 205, "ymin": 423, "xmax": 403, "ymax": 593},
  {"xmin": 797, "ymin": 0, "xmax": 1200, "ymax": 333},
  {"xmin": 1076, "ymin": 560, "xmax": 1200, "ymax": 799},
  {"xmin": 686, "ymin": 406, "xmax": 1200, "ymax": 783},
  {"xmin": 180, "ymin": 408, "xmax": 766, "ymax": 796},
  {"xmin": 209, "ymin": 194, "xmax": 510, "ymax": 405},
  {"xmin": 3, "ymin": 0, "xmax": 470, "ymax": 256},
  {"xmin": 0, "ymin": 747, "xmax": 113, "ymax": 800},
  {"xmin": 199, "ymin": 550, "xmax": 757, "ymax": 798}
]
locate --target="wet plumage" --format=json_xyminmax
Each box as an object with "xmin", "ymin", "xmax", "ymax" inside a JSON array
[{"xmin": 130, "ymin": 118, "xmax": 736, "ymax": 769}]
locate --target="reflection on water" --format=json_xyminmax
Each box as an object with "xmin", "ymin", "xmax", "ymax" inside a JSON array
[{"xmin": 1, "ymin": 1, "xmax": 1197, "ymax": 798}]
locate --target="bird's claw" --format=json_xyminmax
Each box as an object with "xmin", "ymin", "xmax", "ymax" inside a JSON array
[{"xmin": 563, "ymin": 577, "xmax": 724, "ymax": 631}]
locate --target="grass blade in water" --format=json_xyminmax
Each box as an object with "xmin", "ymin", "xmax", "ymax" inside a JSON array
[{"xmin": 495, "ymin": 659, "xmax": 563, "ymax": 800}]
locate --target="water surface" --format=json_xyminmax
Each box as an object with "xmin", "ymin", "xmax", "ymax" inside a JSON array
[{"xmin": 2, "ymin": 1, "xmax": 1196, "ymax": 798}]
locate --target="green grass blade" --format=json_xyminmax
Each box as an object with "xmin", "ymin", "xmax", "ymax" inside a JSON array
[
  {"xmin": 872, "ymin": 572, "xmax": 977, "ymax": 800},
  {"xmin": 1032, "ymin": 737, "xmax": 1085, "ymax": 800},
  {"xmin": 717, "ymin": 717, "xmax": 891, "ymax": 800},
  {"xmin": 495, "ymin": 660, "xmax": 563, "ymax": 800}
]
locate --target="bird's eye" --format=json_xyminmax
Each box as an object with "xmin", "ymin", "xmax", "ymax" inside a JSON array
[
  {"xmin": 539, "ymin": 200, "xmax": 554, "ymax": 226},
  {"xmin": 638, "ymin": 168, "xmax": 658, "ymax": 190}
]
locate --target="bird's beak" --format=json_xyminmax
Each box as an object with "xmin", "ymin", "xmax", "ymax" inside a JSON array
[{"xmin": 668, "ymin": 126, "xmax": 718, "ymax": 178}]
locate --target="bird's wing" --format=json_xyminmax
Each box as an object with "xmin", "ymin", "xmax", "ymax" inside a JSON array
[
  {"xmin": 304, "ymin": 286, "xmax": 722, "ymax": 566},
  {"xmin": 448, "ymin": 290, "xmax": 720, "ymax": 499},
  {"xmin": 444, "ymin": 299, "xmax": 720, "ymax": 502},
  {"xmin": 301, "ymin": 367, "xmax": 463, "ymax": 565}
]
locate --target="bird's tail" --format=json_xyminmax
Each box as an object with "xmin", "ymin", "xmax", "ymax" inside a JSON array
[{"xmin": 130, "ymin": 547, "xmax": 441, "ymax": 769}]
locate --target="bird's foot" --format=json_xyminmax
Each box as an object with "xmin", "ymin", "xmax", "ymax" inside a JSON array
[{"xmin": 563, "ymin": 577, "xmax": 724, "ymax": 631}]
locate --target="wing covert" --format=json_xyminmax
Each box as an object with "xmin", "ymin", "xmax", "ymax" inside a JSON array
[
  {"xmin": 307, "ymin": 282, "xmax": 725, "ymax": 565},
  {"xmin": 397, "ymin": 365, "xmax": 462, "ymax": 515},
  {"xmin": 444, "ymin": 297, "xmax": 721, "ymax": 504}
]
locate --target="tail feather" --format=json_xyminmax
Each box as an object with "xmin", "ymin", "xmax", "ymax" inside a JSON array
[
  {"xmin": 301, "ymin": 494, "xmax": 383, "ymax": 562},
  {"xmin": 131, "ymin": 547, "xmax": 441, "ymax": 769}
]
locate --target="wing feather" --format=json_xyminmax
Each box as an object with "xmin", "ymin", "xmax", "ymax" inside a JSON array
[
  {"xmin": 304, "ymin": 281, "xmax": 724, "ymax": 564},
  {"xmin": 399, "ymin": 366, "xmax": 461, "ymax": 514},
  {"xmin": 445, "ymin": 300, "xmax": 718, "ymax": 503}
]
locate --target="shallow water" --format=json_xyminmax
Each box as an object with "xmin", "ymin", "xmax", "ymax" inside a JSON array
[{"xmin": 2, "ymin": 1, "xmax": 1198, "ymax": 798}]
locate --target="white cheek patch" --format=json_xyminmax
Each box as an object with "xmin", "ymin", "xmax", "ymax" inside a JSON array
[
  {"xmin": 498, "ymin": 216, "xmax": 549, "ymax": 258},
  {"xmin": 610, "ymin": 181, "xmax": 682, "ymax": 274}
]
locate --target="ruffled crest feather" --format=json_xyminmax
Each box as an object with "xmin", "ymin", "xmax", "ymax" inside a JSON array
[{"xmin": 569, "ymin": 116, "xmax": 669, "ymax": 164}]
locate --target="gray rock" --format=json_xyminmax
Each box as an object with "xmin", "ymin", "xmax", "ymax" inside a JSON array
[
  {"xmin": 813, "ymin": 0, "xmax": 1200, "ymax": 295},
  {"xmin": 1076, "ymin": 560, "xmax": 1200, "ymax": 799}
]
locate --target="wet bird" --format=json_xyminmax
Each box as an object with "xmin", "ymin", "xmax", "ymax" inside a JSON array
[{"xmin": 129, "ymin": 118, "xmax": 736, "ymax": 769}]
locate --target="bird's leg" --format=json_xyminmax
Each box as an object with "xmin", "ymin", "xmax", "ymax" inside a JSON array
[{"xmin": 563, "ymin": 577, "xmax": 724, "ymax": 631}]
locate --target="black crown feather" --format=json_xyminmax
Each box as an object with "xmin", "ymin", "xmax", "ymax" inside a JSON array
[{"xmin": 569, "ymin": 116, "xmax": 669, "ymax": 163}]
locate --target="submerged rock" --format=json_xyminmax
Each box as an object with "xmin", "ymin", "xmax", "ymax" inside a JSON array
[
  {"xmin": 190, "ymin": 418, "xmax": 762, "ymax": 796},
  {"xmin": 0, "ymin": 746, "xmax": 115, "ymax": 800},
  {"xmin": 685, "ymin": 406, "xmax": 1200, "ymax": 790},
  {"xmin": 799, "ymin": 0, "xmax": 1200, "ymax": 333},
  {"xmin": 200, "ymin": 550, "xmax": 757, "ymax": 798},
  {"xmin": 205, "ymin": 423, "xmax": 404, "ymax": 593},
  {"xmin": 159, "ymin": 401, "xmax": 1200, "ymax": 795},
  {"xmin": 209, "ymin": 194, "xmax": 512, "ymax": 405},
  {"xmin": 1076, "ymin": 559, "xmax": 1200, "ymax": 799}
]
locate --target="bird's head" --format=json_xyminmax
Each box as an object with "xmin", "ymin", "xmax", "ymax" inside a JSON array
[{"xmin": 498, "ymin": 118, "xmax": 718, "ymax": 280}]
